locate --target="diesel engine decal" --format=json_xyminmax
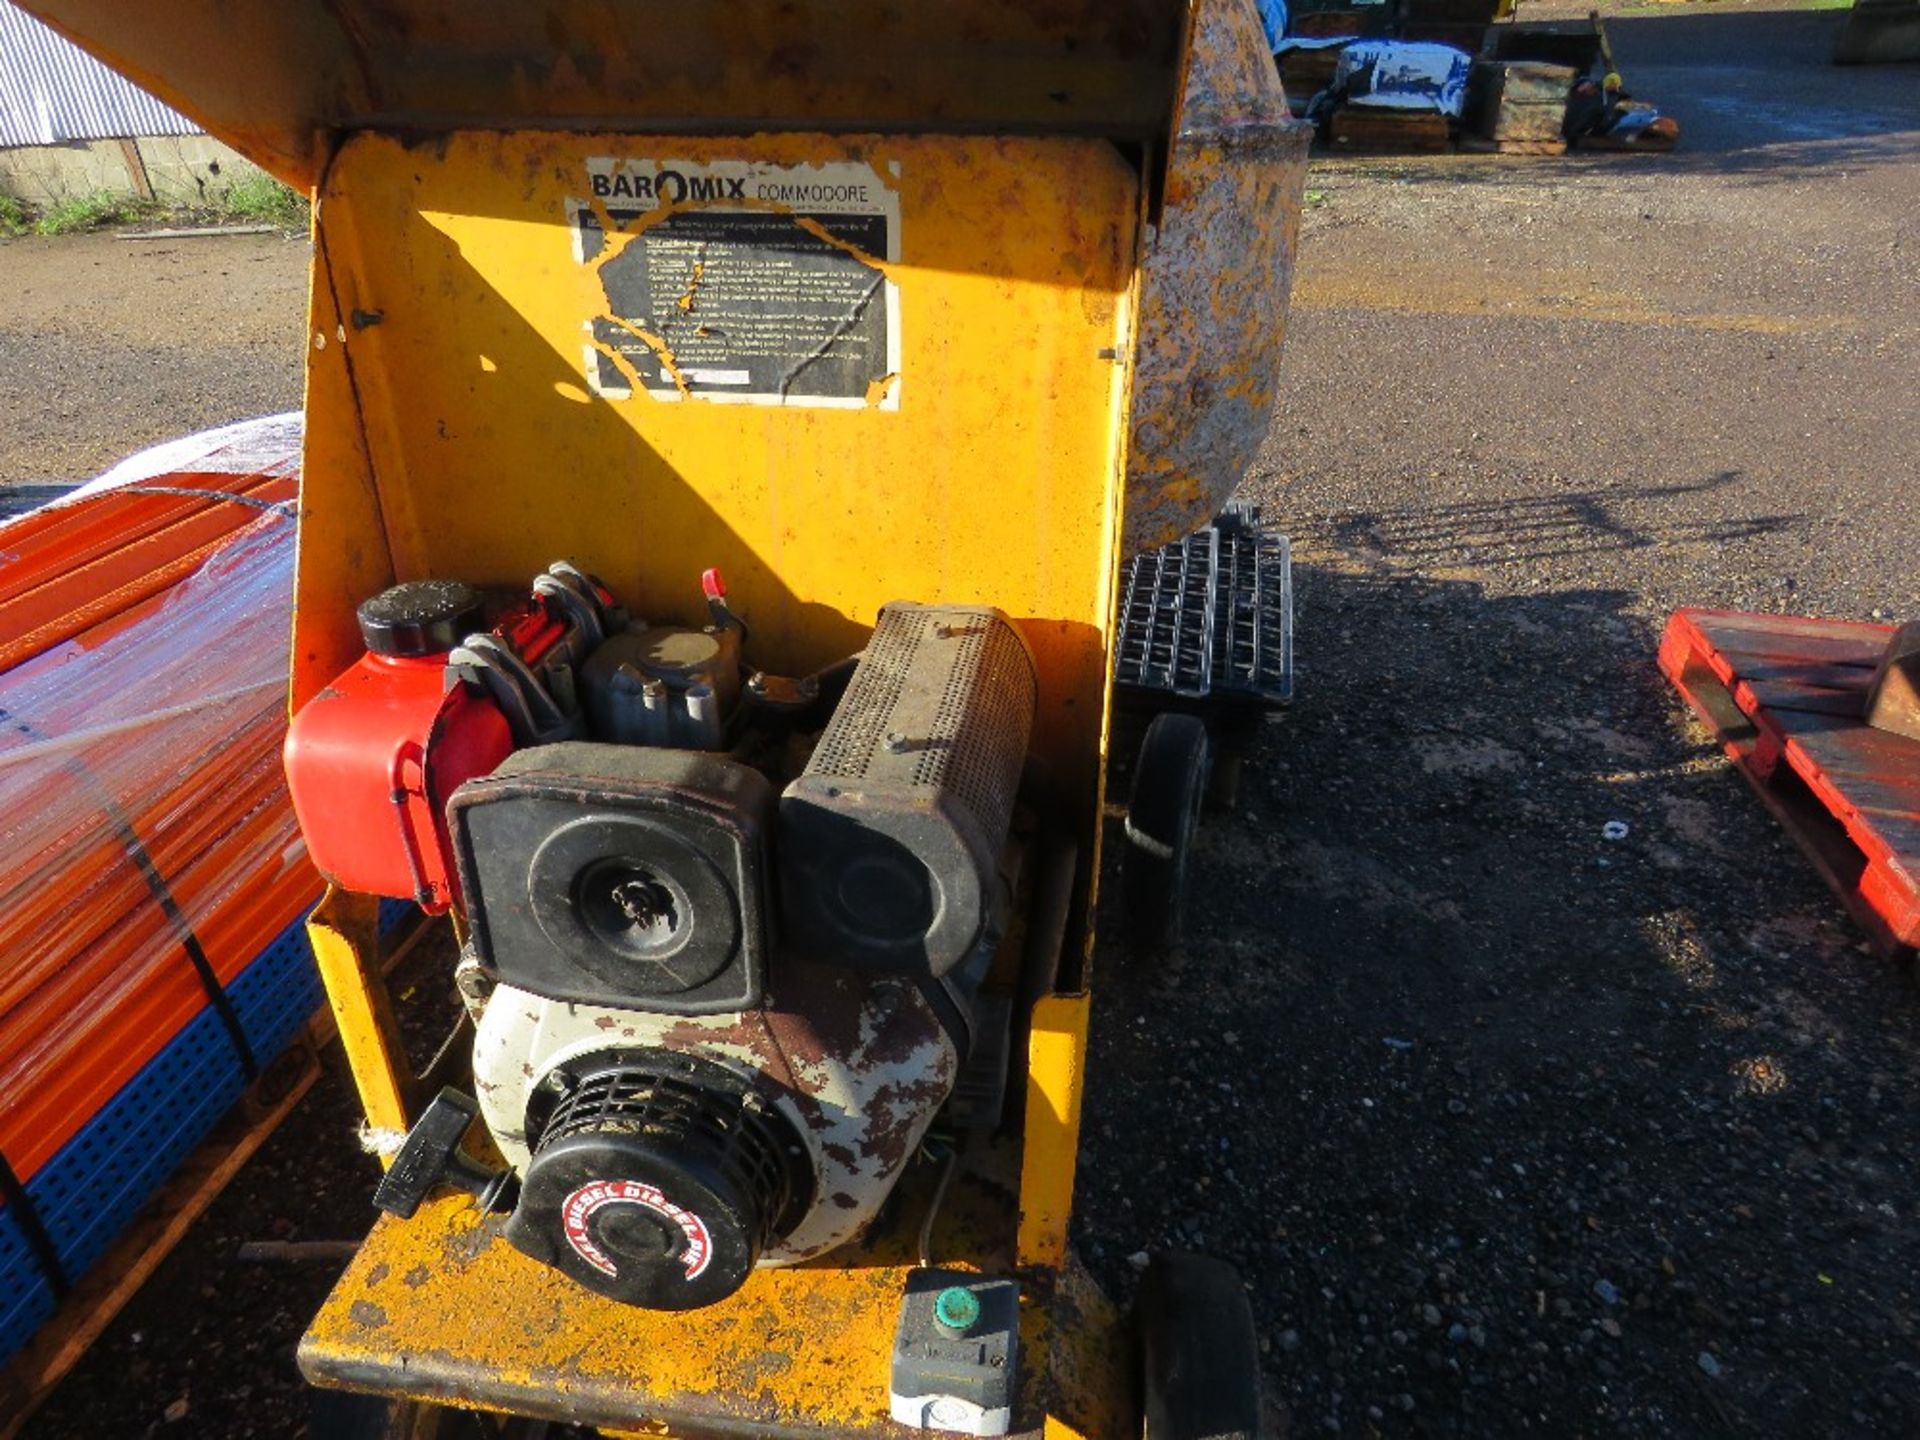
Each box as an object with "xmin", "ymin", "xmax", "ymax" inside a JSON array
[
  {"xmin": 573, "ymin": 158, "xmax": 902, "ymax": 410},
  {"xmin": 562, "ymin": 1178, "xmax": 715, "ymax": 1281}
]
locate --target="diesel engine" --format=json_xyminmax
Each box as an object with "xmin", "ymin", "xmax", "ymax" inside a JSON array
[{"xmin": 285, "ymin": 568, "xmax": 1036, "ymax": 1310}]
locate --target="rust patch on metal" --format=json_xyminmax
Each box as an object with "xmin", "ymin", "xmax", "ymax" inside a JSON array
[
  {"xmin": 1125, "ymin": 0, "xmax": 1311, "ymax": 557},
  {"xmin": 304, "ymin": 1140, "xmax": 1042, "ymax": 1435},
  {"xmin": 347, "ymin": 1299, "xmax": 389, "ymax": 1330}
]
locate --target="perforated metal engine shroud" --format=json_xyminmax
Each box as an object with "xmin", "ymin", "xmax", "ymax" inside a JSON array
[{"xmin": 780, "ymin": 604, "xmax": 1036, "ymax": 978}]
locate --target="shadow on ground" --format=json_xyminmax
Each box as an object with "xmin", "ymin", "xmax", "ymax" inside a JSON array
[
  {"xmin": 1082, "ymin": 547, "xmax": 1920, "ymax": 1436},
  {"xmin": 1321, "ymin": 473, "xmax": 1804, "ymax": 572},
  {"xmin": 1613, "ymin": 4, "xmax": 1920, "ymax": 177}
]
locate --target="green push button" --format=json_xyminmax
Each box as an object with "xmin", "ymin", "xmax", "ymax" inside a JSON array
[{"xmin": 934, "ymin": 1285, "xmax": 982, "ymax": 1336}]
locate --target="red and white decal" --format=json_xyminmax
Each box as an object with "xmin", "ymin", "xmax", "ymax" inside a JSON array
[{"xmin": 560, "ymin": 1179, "xmax": 713, "ymax": 1281}]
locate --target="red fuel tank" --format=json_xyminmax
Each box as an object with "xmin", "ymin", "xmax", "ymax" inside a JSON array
[{"xmin": 284, "ymin": 580, "xmax": 512, "ymax": 913}]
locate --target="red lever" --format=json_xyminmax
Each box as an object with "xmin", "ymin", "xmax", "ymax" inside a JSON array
[{"xmin": 701, "ymin": 567, "xmax": 727, "ymax": 601}]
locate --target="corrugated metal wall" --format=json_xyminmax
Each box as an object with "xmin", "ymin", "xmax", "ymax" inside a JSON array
[{"xmin": 0, "ymin": 1, "xmax": 199, "ymax": 148}]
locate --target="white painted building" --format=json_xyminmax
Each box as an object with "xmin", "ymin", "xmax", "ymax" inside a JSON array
[
  {"xmin": 0, "ymin": 1, "xmax": 197, "ymax": 148},
  {"xmin": 0, "ymin": 1, "xmax": 255, "ymax": 206}
]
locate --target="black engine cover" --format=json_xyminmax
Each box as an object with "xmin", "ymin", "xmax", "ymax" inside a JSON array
[
  {"xmin": 449, "ymin": 742, "xmax": 774, "ymax": 1012},
  {"xmin": 505, "ymin": 1051, "xmax": 810, "ymax": 1310}
]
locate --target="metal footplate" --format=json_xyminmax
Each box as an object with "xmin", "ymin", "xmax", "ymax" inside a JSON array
[{"xmin": 1114, "ymin": 503, "xmax": 1293, "ymax": 706}]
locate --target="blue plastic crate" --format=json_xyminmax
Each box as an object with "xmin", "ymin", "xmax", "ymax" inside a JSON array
[
  {"xmin": 31, "ymin": 1001, "xmax": 250, "ymax": 1288},
  {"xmin": 0, "ymin": 896, "xmax": 416, "ymax": 1368},
  {"xmin": 0, "ymin": 1204, "xmax": 57, "ymax": 1367}
]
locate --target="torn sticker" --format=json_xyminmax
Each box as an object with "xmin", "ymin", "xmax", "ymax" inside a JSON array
[{"xmin": 573, "ymin": 158, "xmax": 901, "ymax": 410}]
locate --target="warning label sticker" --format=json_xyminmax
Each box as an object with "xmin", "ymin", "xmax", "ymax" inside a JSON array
[{"xmin": 573, "ymin": 159, "xmax": 901, "ymax": 409}]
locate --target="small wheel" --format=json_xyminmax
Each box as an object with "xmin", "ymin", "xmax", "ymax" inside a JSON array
[
  {"xmin": 1136, "ymin": 1252, "xmax": 1267, "ymax": 1440},
  {"xmin": 1124, "ymin": 713, "xmax": 1210, "ymax": 959}
]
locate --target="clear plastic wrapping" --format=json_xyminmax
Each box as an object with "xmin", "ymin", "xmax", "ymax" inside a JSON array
[{"xmin": 0, "ymin": 501, "xmax": 309, "ymax": 1179}]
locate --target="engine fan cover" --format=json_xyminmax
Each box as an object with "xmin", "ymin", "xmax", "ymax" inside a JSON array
[{"xmin": 504, "ymin": 1051, "xmax": 811, "ymax": 1310}]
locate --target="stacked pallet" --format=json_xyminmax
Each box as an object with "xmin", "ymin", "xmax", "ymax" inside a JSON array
[
  {"xmin": 1318, "ymin": 37, "xmax": 1472, "ymax": 152},
  {"xmin": 1276, "ymin": 15, "xmax": 1357, "ymax": 112},
  {"xmin": 1461, "ymin": 59, "xmax": 1577, "ymax": 154},
  {"xmin": 1328, "ymin": 107, "xmax": 1453, "ymax": 152},
  {"xmin": 1278, "ymin": 44, "xmax": 1345, "ymax": 110},
  {"xmin": 1660, "ymin": 609, "xmax": 1920, "ymax": 959},
  {"xmin": 0, "ymin": 419, "xmax": 393, "ymax": 1377}
]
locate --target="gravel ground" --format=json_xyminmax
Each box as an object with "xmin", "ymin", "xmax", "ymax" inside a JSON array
[
  {"xmin": 10, "ymin": 2, "xmax": 1920, "ymax": 1435},
  {"xmin": 0, "ymin": 229, "xmax": 306, "ymax": 485},
  {"xmin": 1078, "ymin": 3, "xmax": 1920, "ymax": 1436}
]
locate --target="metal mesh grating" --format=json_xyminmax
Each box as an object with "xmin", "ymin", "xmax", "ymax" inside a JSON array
[
  {"xmin": 1213, "ymin": 526, "xmax": 1293, "ymax": 704},
  {"xmin": 808, "ymin": 613, "xmax": 918, "ymax": 779},
  {"xmin": 1114, "ymin": 528, "xmax": 1218, "ymax": 698},
  {"xmin": 914, "ymin": 619, "xmax": 986, "ymax": 790},
  {"xmin": 0, "ymin": 1206, "xmax": 55, "ymax": 1365},
  {"xmin": 1115, "ymin": 509, "xmax": 1292, "ymax": 706},
  {"xmin": 30, "ymin": 1003, "xmax": 250, "ymax": 1287},
  {"xmin": 229, "ymin": 905, "xmax": 332, "ymax": 1060},
  {"xmin": 808, "ymin": 606, "xmax": 1034, "ymax": 836}
]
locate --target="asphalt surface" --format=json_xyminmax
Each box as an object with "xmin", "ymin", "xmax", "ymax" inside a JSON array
[
  {"xmin": 1078, "ymin": 4, "xmax": 1920, "ymax": 1435},
  {"xmin": 7, "ymin": 2, "xmax": 1919, "ymax": 1435}
]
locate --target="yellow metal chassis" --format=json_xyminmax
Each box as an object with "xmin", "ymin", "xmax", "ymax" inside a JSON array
[
  {"xmin": 300, "ymin": 937, "xmax": 1127, "ymax": 1437},
  {"xmin": 15, "ymin": 1, "xmax": 1307, "ymax": 1433},
  {"xmin": 293, "ymin": 124, "xmax": 1144, "ymax": 1436}
]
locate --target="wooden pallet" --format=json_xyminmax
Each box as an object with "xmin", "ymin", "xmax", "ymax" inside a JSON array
[
  {"xmin": 1463, "ymin": 58, "xmax": 1574, "ymax": 151},
  {"xmin": 1279, "ymin": 47, "xmax": 1343, "ymax": 110},
  {"xmin": 0, "ymin": 1044, "xmax": 323, "ymax": 1439},
  {"xmin": 1659, "ymin": 608, "xmax": 1920, "ymax": 959},
  {"xmin": 1328, "ymin": 107, "xmax": 1453, "ymax": 153}
]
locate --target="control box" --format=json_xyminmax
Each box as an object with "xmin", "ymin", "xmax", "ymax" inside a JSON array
[{"xmin": 889, "ymin": 1270, "xmax": 1019, "ymax": 1437}]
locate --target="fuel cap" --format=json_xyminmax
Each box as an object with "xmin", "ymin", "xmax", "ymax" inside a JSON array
[{"xmin": 357, "ymin": 579, "xmax": 485, "ymax": 658}]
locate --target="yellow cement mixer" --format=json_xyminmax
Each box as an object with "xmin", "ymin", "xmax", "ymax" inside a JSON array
[{"xmin": 22, "ymin": 1, "xmax": 1309, "ymax": 1433}]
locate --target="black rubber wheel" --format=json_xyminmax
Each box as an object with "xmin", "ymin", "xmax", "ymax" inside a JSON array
[
  {"xmin": 1124, "ymin": 713, "xmax": 1210, "ymax": 960},
  {"xmin": 1136, "ymin": 1252, "xmax": 1267, "ymax": 1440}
]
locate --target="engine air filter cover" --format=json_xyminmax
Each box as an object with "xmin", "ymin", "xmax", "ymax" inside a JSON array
[
  {"xmin": 449, "ymin": 743, "xmax": 774, "ymax": 1012},
  {"xmin": 505, "ymin": 1051, "xmax": 810, "ymax": 1310},
  {"xmin": 781, "ymin": 603, "xmax": 1036, "ymax": 978}
]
